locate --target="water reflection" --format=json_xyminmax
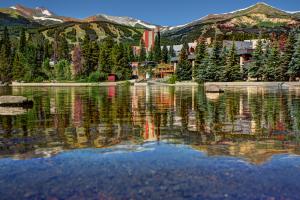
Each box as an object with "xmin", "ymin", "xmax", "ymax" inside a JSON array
[{"xmin": 0, "ymin": 86, "xmax": 300, "ymax": 163}]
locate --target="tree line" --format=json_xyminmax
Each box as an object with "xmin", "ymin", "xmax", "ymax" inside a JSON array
[
  {"xmin": 176, "ymin": 31, "xmax": 300, "ymax": 82},
  {"xmin": 0, "ymin": 27, "xmax": 135, "ymax": 83}
]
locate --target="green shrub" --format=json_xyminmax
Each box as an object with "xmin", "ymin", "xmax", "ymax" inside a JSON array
[
  {"xmin": 88, "ymin": 71, "xmax": 108, "ymax": 82},
  {"xmin": 167, "ymin": 75, "xmax": 177, "ymax": 84}
]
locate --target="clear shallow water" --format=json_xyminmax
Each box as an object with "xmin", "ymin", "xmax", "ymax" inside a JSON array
[{"xmin": 0, "ymin": 86, "xmax": 300, "ymax": 199}]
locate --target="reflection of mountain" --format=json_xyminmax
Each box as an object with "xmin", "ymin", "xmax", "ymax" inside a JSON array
[
  {"xmin": 0, "ymin": 86, "xmax": 300, "ymax": 164},
  {"xmin": 192, "ymin": 141, "xmax": 300, "ymax": 165}
]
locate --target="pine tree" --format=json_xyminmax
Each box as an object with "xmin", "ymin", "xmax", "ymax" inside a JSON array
[
  {"xmin": 147, "ymin": 50, "xmax": 154, "ymax": 61},
  {"xmin": 195, "ymin": 49, "xmax": 209, "ymax": 83},
  {"xmin": 0, "ymin": 46, "xmax": 11, "ymax": 83},
  {"xmin": 126, "ymin": 45, "xmax": 134, "ymax": 62},
  {"xmin": 99, "ymin": 37, "xmax": 114, "ymax": 75},
  {"xmin": 220, "ymin": 47, "xmax": 228, "ymax": 67},
  {"xmin": 206, "ymin": 39, "xmax": 222, "ymax": 81},
  {"xmin": 248, "ymin": 36, "xmax": 264, "ymax": 80},
  {"xmin": 19, "ymin": 28, "xmax": 26, "ymax": 54},
  {"xmin": 81, "ymin": 34, "xmax": 93, "ymax": 76},
  {"xmin": 162, "ymin": 45, "xmax": 169, "ymax": 63},
  {"xmin": 12, "ymin": 51, "xmax": 26, "ymax": 81},
  {"xmin": 41, "ymin": 58, "xmax": 53, "ymax": 80},
  {"xmin": 153, "ymin": 34, "xmax": 161, "ymax": 63},
  {"xmin": 0, "ymin": 27, "xmax": 12, "ymax": 83},
  {"xmin": 169, "ymin": 45, "xmax": 176, "ymax": 58},
  {"xmin": 264, "ymin": 42, "xmax": 280, "ymax": 81},
  {"xmin": 288, "ymin": 36, "xmax": 300, "ymax": 79},
  {"xmin": 24, "ymin": 37, "xmax": 38, "ymax": 82},
  {"xmin": 55, "ymin": 60, "xmax": 70, "ymax": 80},
  {"xmin": 90, "ymin": 42, "xmax": 100, "ymax": 71},
  {"xmin": 281, "ymin": 31, "xmax": 296, "ymax": 81},
  {"xmin": 194, "ymin": 38, "xmax": 206, "ymax": 80},
  {"xmin": 112, "ymin": 43, "xmax": 132, "ymax": 80},
  {"xmin": 58, "ymin": 34, "xmax": 70, "ymax": 61},
  {"xmin": 139, "ymin": 39, "xmax": 146, "ymax": 62},
  {"xmin": 223, "ymin": 43, "xmax": 241, "ymax": 81},
  {"xmin": 176, "ymin": 42, "xmax": 192, "ymax": 81},
  {"xmin": 1, "ymin": 27, "xmax": 11, "ymax": 57}
]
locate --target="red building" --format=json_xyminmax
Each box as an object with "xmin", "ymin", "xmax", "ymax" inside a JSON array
[{"xmin": 142, "ymin": 27, "xmax": 160, "ymax": 52}]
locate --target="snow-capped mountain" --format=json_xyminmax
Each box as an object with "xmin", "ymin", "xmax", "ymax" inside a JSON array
[
  {"xmin": 9, "ymin": 4, "xmax": 67, "ymax": 25},
  {"xmin": 163, "ymin": 2, "xmax": 300, "ymax": 33},
  {"xmin": 85, "ymin": 14, "xmax": 158, "ymax": 29}
]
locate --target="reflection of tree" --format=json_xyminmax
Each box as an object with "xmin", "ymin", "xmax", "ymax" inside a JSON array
[
  {"xmin": 196, "ymin": 87, "xmax": 207, "ymax": 133},
  {"xmin": 249, "ymin": 91, "xmax": 263, "ymax": 134},
  {"xmin": 263, "ymin": 92, "xmax": 280, "ymax": 134},
  {"xmin": 1, "ymin": 86, "xmax": 300, "ymax": 160}
]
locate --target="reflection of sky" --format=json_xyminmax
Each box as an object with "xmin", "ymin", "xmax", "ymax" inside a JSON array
[{"xmin": 0, "ymin": 143, "xmax": 300, "ymax": 199}]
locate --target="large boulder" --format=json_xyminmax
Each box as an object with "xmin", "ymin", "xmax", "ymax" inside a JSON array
[{"xmin": 0, "ymin": 96, "xmax": 33, "ymax": 107}]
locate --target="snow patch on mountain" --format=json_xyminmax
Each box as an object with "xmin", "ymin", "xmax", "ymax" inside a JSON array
[
  {"xmin": 99, "ymin": 14, "xmax": 157, "ymax": 29},
  {"xmin": 41, "ymin": 9, "xmax": 52, "ymax": 16},
  {"xmin": 10, "ymin": 6, "xmax": 17, "ymax": 10},
  {"xmin": 33, "ymin": 16, "xmax": 63, "ymax": 22}
]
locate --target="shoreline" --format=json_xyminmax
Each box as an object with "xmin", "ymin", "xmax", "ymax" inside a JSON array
[
  {"xmin": 3, "ymin": 81, "xmax": 300, "ymax": 88},
  {"xmin": 8, "ymin": 81, "xmax": 132, "ymax": 87},
  {"xmin": 204, "ymin": 82, "xmax": 300, "ymax": 89}
]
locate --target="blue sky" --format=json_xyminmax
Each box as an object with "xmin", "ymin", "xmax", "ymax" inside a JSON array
[{"xmin": 0, "ymin": 0, "xmax": 300, "ymax": 26}]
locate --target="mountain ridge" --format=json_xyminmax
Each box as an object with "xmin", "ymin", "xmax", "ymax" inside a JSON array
[{"xmin": 1, "ymin": 2, "xmax": 300, "ymax": 44}]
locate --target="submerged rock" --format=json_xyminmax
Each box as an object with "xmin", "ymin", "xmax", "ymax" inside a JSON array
[
  {"xmin": 205, "ymin": 85, "xmax": 224, "ymax": 93},
  {"xmin": 0, "ymin": 96, "xmax": 33, "ymax": 107},
  {"xmin": 0, "ymin": 107, "xmax": 28, "ymax": 116}
]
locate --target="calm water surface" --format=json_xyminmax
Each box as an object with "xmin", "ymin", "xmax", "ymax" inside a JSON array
[{"xmin": 0, "ymin": 86, "xmax": 300, "ymax": 199}]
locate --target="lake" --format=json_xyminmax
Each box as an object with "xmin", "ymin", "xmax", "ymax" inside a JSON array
[{"xmin": 0, "ymin": 85, "xmax": 300, "ymax": 199}]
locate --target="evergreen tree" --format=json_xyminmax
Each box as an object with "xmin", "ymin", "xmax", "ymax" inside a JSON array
[
  {"xmin": 248, "ymin": 36, "xmax": 264, "ymax": 80},
  {"xmin": 281, "ymin": 31, "xmax": 297, "ymax": 81},
  {"xmin": 0, "ymin": 46, "xmax": 11, "ymax": 83},
  {"xmin": 206, "ymin": 39, "xmax": 222, "ymax": 81},
  {"xmin": 169, "ymin": 45, "xmax": 176, "ymax": 58},
  {"xmin": 194, "ymin": 38, "xmax": 206, "ymax": 80},
  {"xmin": 126, "ymin": 45, "xmax": 134, "ymax": 62},
  {"xmin": 81, "ymin": 34, "xmax": 91, "ymax": 75},
  {"xmin": 147, "ymin": 50, "xmax": 154, "ymax": 61},
  {"xmin": 220, "ymin": 47, "xmax": 228, "ymax": 67},
  {"xmin": 112, "ymin": 43, "xmax": 132, "ymax": 80},
  {"xmin": 90, "ymin": 42, "xmax": 100, "ymax": 71},
  {"xmin": 153, "ymin": 34, "xmax": 161, "ymax": 63},
  {"xmin": 223, "ymin": 43, "xmax": 241, "ymax": 81},
  {"xmin": 0, "ymin": 27, "xmax": 12, "ymax": 82},
  {"xmin": 162, "ymin": 45, "xmax": 169, "ymax": 63},
  {"xmin": 1, "ymin": 27, "xmax": 11, "ymax": 57},
  {"xmin": 264, "ymin": 42, "xmax": 280, "ymax": 81},
  {"xmin": 288, "ymin": 36, "xmax": 300, "ymax": 79},
  {"xmin": 12, "ymin": 51, "xmax": 26, "ymax": 81},
  {"xmin": 139, "ymin": 39, "xmax": 146, "ymax": 62},
  {"xmin": 99, "ymin": 37, "xmax": 114, "ymax": 76},
  {"xmin": 58, "ymin": 34, "xmax": 70, "ymax": 61},
  {"xmin": 176, "ymin": 42, "xmax": 192, "ymax": 81},
  {"xmin": 24, "ymin": 37, "xmax": 38, "ymax": 81},
  {"xmin": 19, "ymin": 28, "xmax": 26, "ymax": 54},
  {"xmin": 43, "ymin": 40, "xmax": 51, "ymax": 60},
  {"xmin": 55, "ymin": 60, "xmax": 71, "ymax": 80},
  {"xmin": 195, "ymin": 49, "xmax": 209, "ymax": 83},
  {"xmin": 41, "ymin": 58, "xmax": 53, "ymax": 80}
]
